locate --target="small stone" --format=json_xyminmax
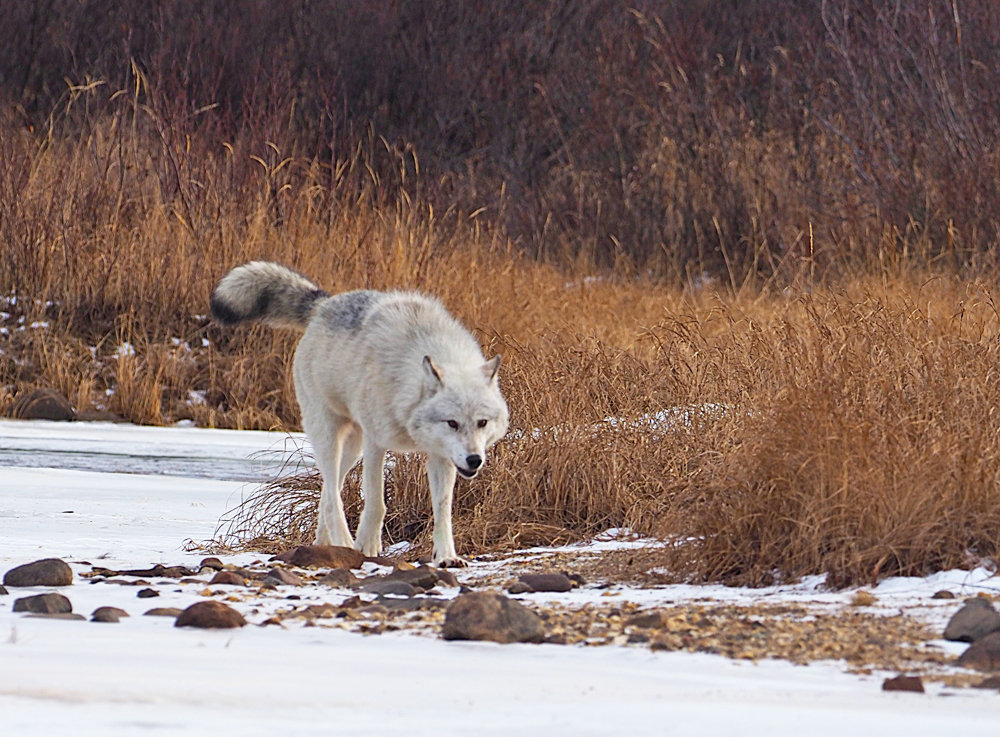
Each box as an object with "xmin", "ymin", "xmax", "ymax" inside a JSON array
[
  {"xmin": 13, "ymin": 593, "xmax": 72, "ymax": 614},
  {"xmin": 507, "ymin": 581, "xmax": 533, "ymax": 594},
  {"xmin": 137, "ymin": 588, "xmax": 160, "ymax": 598},
  {"xmin": 516, "ymin": 573, "xmax": 573, "ymax": 593},
  {"xmin": 931, "ymin": 590, "xmax": 956, "ymax": 600},
  {"xmin": 25, "ymin": 613, "xmax": 86, "ymax": 620},
  {"xmin": 382, "ymin": 565, "xmax": 439, "ymax": 590},
  {"xmin": 4, "ymin": 558, "xmax": 74, "ymax": 587},
  {"xmin": 10, "ymin": 388, "xmax": 75, "ymax": 421},
  {"xmin": 850, "ymin": 590, "xmax": 878, "ymax": 607},
  {"xmin": 442, "ymin": 592, "xmax": 544, "ymax": 644},
  {"xmin": 434, "ymin": 569, "xmax": 459, "ymax": 587},
  {"xmin": 199, "ymin": 557, "xmax": 224, "ymax": 571},
  {"xmin": 973, "ymin": 675, "xmax": 1000, "ymax": 689},
  {"xmin": 561, "ymin": 571, "xmax": 586, "ymax": 587},
  {"xmin": 318, "ymin": 569, "xmax": 358, "ymax": 588},
  {"xmin": 276, "ymin": 545, "xmax": 366, "ymax": 570},
  {"xmin": 943, "ymin": 598, "xmax": 1000, "ymax": 642},
  {"xmin": 956, "ymin": 631, "xmax": 1000, "ymax": 671},
  {"xmin": 180, "ymin": 578, "xmax": 206, "ymax": 584},
  {"xmin": 881, "ymin": 675, "xmax": 925, "ymax": 693},
  {"xmin": 91, "ymin": 606, "xmax": 129, "ymax": 623},
  {"xmin": 364, "ymin": 556, "xmax": 398, "ymax": 567},
  {"xmin": 0, "ymin": 585, "xmax": 7, "ymax": 595},
  {"xmin": 377, "ymin": 596, "xmax": 448, "ymax": 612},
  {"xmin": 359, "ymin": 579, "xmax": 418, "ymax": 597},
  {"xmin": 144, "ymin": 607, "xmax": 184, "ymax": 617},
  {"xmin": 271, "ymin": 545, "xmax": 365, "ymax": 568},
  {"xmin": 626, "ymin": 611, "xmax": 669, "ymax": 629},
  {"xmin": 76, "ymin": 409, "xmax": 124, "ymax": 422},
  {"xmin": 209, "ymin": 571, "xmax": 246, "ymax": 586},
  {"xmin": 175, "ymin": 601, "xmax": 247, "ymax": 629},
  {"xmin": 353, "ymin": 604, "xmax": 388, "ymax": 617},
  {"xmin": 263, "ymin": 568, "xmax": 303, "ymax": 586}
]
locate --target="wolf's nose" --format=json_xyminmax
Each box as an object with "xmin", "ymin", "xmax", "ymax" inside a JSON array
[{"xmin": 466, "ymin": 454, "xmax": 482, "ymax": 470}]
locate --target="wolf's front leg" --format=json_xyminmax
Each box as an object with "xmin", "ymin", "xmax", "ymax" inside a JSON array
[
  {"xmin": 354, "ymin": 439, "xmax": 387, "ymax": 556},
  {"xmin": 426, "ymin": 454, "xmax": 466, "ymax": 567},
  {"xmin": 310, "ymin": 416, "xmax": 356, "ymax": 548}
]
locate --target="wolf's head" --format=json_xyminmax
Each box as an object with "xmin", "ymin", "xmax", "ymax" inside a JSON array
[{"xmin": 406, "ymin": 355, "xmax": 509, "ymax": 478}]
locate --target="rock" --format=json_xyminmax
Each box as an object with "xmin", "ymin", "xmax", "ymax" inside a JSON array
[
  {"xmin": 144, "ymin": 607, "xmax": 184, "ymax": 617},
  {"xmin": 91, "ymin": 606, "xmax": 129, "ymax": 623},
  {"xmin": 175, "ymin": 601, "xmax": 247, "ymax": 629},
  {"xmin": 434, "ymin": 569, "xmax": 459, "ymax": 587},
  {"xmin": 881, "ymin": 675, "xmax": 925, "ymax": 693},
  {"xmin": 199, "ymin": 557, "xmax": 224, "ymax": 571},
  {"xmin": 0, "ymin": 585, "xmax": 7, "ymax": 595},
  {"xmin": 973, "ymin": 675, "xmax": 1000, "ymax": 689},
  {"xmin": 136, "ymin": 588, "xmax": 160, "ymax": 598},
  {"xmin": 507, "ymin": 581, "xmax": 533, "ymax": 594},
  {"xmin": 263, "ymin": 568, "xmax": 303, "ymax": 586},
  {"xmin": 76, "ymin": 409, "xmax": 125, "ymax": 422},
  {"xmin": 442, "ymin": 592, "xmax": 544, "ymax": 644},
  {"xmin": 209, "ymin": 571, "xmax": 246, "ymax": 586},
  {"xmin": 13, "ymin": 592, "xmax": 72, "ymax": 614},
  {"xmin": 359, "ymin": 579, "xmax": 418, "ymax": 597},
  {"xmin": 956, "ymin": 631, "xmax": 1000, "ymax": 672},
  {"xmin": 943, "ymin": 598, "xmax": 1000, "ymax": 642},
  {"xmin": 10, "ymin": 388, "xmax": 75, "ymax": 421},
  {"xmin": 91, "ymin": 564, "xmax": 195, "ymax": 579},
  {"xmin": 25, "ymin": 613, "xmax": 86, "ymax": 620},
  {"xmin": 364, "ymin": 556, "xmax": 398, "ymax": 567},
  {"xmin": 378, "ymin": 596, "xmax": 448, "ymax": 612},
  {"xmin": 318, "ymin": 569, "xmax": 358, "ymax": 588},
  {"xmin": 626, "ymin": 611, "xmax": 669, "ymax": 629},
  {"xmin": 351, "ymin": 604, "xmax": 389, "ymax": 617},
  {"xmin": 279, "ymin": 545, "xmax": 365, "ymax": 570},
  {"xmin": 931, "ymin": 590, "xmax": 956, "ymax": 600},
  {"xmin": 382, "ymin": 565, "xmax": 439, "ymax": 590},
  {"xmin": 3, "ymin": 558, "xmax": 74, "ymax": 587},
  {"xmin": 561, "ymin": 571, "xmax": 586, "ymax": 587},
  {"xmin": 516, "ymin": 573, "xmax": 573, "ymax": 593}
]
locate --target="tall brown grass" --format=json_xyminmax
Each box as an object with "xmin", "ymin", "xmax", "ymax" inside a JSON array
[{"xmin": 3, "ymin": 3, "xmax": 1000, "ymax": 586}]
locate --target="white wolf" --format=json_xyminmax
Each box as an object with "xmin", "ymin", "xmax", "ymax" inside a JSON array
[{"xmin": 210, "ymin": 262, "xmax": 509, "ymax": 566}]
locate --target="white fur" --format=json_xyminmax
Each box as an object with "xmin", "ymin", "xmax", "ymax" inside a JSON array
[{"xmin": 212, "ymin": 263, "xmax": 509, "ymax": 565}]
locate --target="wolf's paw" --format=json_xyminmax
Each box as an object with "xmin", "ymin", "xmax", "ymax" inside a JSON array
[
  {"xmin": 354, "ymin": 537, "xmax": 383, "ymax": 557},
  {"xmin": 434, "ymin": 557, "xmax": 469, "ymax": 569}
]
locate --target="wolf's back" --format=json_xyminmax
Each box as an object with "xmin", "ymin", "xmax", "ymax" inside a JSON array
[{"xmin": 210, "ymin": 261, "xmax": 329, "ymax": 330}]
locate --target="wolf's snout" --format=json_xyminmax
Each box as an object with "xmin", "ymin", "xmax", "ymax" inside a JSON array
[{"xmin": 465, "ymin": 454, "xmax": 482, "ymax": 470}]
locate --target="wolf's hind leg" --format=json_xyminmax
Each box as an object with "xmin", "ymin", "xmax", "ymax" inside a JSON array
[
  {"xmin": 354, "ymin": 437, "xmax": 387, "ymax": 556},
  {"xmin": 426, "ymin": 454, "xmax": 466, "ymax": 567},
  {"xmin": 309, "ymin": 413, "xmax": 355, "ymax": 548}
]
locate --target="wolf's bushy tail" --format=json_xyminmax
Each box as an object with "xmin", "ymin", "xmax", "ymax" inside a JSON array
[{"xmin": 210, "ymin": 261, "xmax": 329, "ymax": 330}]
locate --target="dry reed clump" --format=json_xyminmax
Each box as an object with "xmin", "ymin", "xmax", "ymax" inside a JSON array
[{"xmin": 214, "ymin": 277, "xmax": 1000, "ymax": 587}]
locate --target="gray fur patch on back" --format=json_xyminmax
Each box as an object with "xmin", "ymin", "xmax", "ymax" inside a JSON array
[{"xmin": 320, "ymin": 290, "xmax": 380, "ymax": 332}]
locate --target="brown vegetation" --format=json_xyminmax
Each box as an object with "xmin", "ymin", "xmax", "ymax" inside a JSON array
[{"xmin": 3, "ymin": 1, "xmax": 1000, "ymax": 586}]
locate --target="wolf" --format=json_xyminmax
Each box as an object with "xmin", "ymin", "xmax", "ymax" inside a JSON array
[{"xmin": 210, "ymin": 261, "xmax": 509, "ymax": 566}]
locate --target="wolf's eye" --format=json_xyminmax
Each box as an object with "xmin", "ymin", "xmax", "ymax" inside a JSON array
[
  {"xmin": 477, "ymin": 419, "xmax": 488, "ymax": 428},
  {"xmin": 447, "ymin": 420, "xmax": 459, "ymax": 430}
]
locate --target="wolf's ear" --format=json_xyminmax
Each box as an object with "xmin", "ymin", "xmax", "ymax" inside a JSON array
[
  {"xmin": 482, "ymin": 355, "xmax": 501, "ymax": 384},
  {"xmin": 423, "ymin": 355, "xmax": 444, "ymax": 390}
]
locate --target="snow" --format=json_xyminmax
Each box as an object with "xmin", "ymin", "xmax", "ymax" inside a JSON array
[{"xmin": 2, "ymin": 420, "xmax": 999, "ymax": 735}]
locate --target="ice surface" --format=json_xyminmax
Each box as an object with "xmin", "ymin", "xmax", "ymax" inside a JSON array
[{"xmin": 1, "ymin": 421, "xmax": 998, "ymax": 736}]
